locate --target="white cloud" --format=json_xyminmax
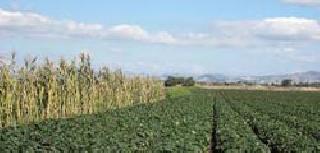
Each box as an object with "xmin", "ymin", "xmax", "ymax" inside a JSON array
[
  {"xmin": 151, "ymin": 31, "xmax": 177, "ymax": 44},
  {"xmin": 283, "ymin": 0, "xmax": 320, "ymax": 6},
  {"xmin": 0, "ymin": 9, "xmax": 50, "ymax": 26},
  {"xmin": 208, "ymin": 17, "xmax": 320, "ymax": 46},
  {"xmin": 0, "ymin": 8, "xmax": 104, "ymax": 38},
  {"xmin": 202, "ymin": 17, "xmax": 320, "ymax": 64},
  {"xmin": 107, "ymin": 25, "xmax": 177, "ymax": 44},
  {"xmin": 0, "ymin": 9, "xmax": 177, "ymax": 44},
  {"xmin": 255, "ymin": 17, "xmax": 320, "ymax": 41},
  {"xmin": 0, "ymin": 9, "xmax": 320, "ymax": 51},
  {"xmin": 108, "ymin": 24, "xmax": 149, "ymax": 40}
]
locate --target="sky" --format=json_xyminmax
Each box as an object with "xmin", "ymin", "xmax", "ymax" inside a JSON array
[{"xmin": 0, "ymin": 0, "xmax": 319, "ymax": 76}]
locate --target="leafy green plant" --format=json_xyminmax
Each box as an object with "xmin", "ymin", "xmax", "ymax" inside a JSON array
[
  {"xmin": 0, "ymin": 92, "xmax": 213, "ymax": 152},
  {"xmin": 218, "ymin": 90, "xmax": 320, "ymax": 152},
  {"xmin": 1, "ymin": 87, "xmax": 319, "ymax": 152},
  {"xmin": 214, "ymin": 95, "xmax": 269, "ymax": 152}
]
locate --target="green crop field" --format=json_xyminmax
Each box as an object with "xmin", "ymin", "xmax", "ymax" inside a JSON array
[
  {"xmin": 1, "ymin": 84, "xmax": 320, "ymax": 152},
  {"xmin": 0, "ymin": 89, "xmax": 213, "ymax": 152},
  {"xmin": 214, "ymin": 90, "xmax": 320, "ymax": 152}
]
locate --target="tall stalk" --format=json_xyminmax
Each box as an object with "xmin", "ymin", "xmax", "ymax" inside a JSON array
[{"xmin": 0, "ymin": 53, "xmax": 165, "ymax": 127}]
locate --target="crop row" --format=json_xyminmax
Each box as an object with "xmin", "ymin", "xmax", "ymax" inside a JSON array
[
  {"xmin": 1, "ymin": 88, "xmax": 319, "ymax": 152},
  {"xmin": 0, "ymin": 91, "xmax": 213, "ymax": 152},
  {"xmin": 218, "ymin": 90, "xmax": 320, "ymax": 152},
  {"xmin": 244, "ymin": 98, "xmax": 319, "ymax": 139},
  {"xmin": 221, "ymin": 90, "xmax": 320, "ymax": 140},
  {"xmin": 213, "ymin": 94, "xmax": 269, "ymax": 152}
]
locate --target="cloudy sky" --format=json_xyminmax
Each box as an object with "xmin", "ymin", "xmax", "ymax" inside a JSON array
[{"xmin": 0, "ymin": 0, "xmax": 319, "ymax": 75}]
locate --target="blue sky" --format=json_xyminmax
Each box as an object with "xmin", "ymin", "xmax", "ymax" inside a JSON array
[{"xmin": 0, "ymin": 0, "xmax": 319, "ymax": 75}]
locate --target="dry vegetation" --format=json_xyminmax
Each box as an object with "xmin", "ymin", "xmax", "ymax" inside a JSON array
[{"xmin": 0, "ymin": 53, "xmax": 165, "ymax": 127}]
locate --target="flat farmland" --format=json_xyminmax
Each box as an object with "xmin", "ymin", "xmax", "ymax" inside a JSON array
[{"xmin": 1, "ymin": 87, "xmax": 319, "ymax": 152}]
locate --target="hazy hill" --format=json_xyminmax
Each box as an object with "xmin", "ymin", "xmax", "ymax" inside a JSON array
[{"xmin": 164, "ymin": 71, "xmax": 320, "ymax": 83}]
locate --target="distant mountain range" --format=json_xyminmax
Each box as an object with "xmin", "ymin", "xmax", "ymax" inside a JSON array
[
  {"xmin": 247, "ymin": 71, "xmax": 320, "ymax": 83},
  {"xmin": 162, "ymin": 71, "xmax": 320, "ymax": 83}
]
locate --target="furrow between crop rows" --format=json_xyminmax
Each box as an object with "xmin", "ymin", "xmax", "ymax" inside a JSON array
[
  {"xmin": 219, "ymin": 91, "xmax": 320, "ymax": 152},
  {"xmin": 243, "ymin": 101, "xmax": 320, "ymax": 141},
  {"xmin": 223, "ymin": 90, "xmax": 320, "ymax": 143},
  {"xmin": 213, "ymin": 92, "xmax": 270, "ymax": 152},
  {"xmin": 222, "ymin": 98, "xmax": 276, "ymax": 152},
  {"xmin": 210, "ymin": 102, "xmax": 220, "ymax": 153}
]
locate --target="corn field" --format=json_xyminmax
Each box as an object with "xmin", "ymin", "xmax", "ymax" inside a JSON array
[{"xmin": 0, "ymin": 53, "xmax": 165, "ymax": 127}]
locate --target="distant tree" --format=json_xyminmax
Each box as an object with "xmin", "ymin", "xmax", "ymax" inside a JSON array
[
  {"xmin": 165, "ymin": 76, "xmax": 195, "ymax": 87},
  {"xmin": 183, "ymin": 77, "xmax": 195, "ymax": 86},
  {"xmin": 165, "ymin": 76, "xmax": 179, "ymax": 86},
  {"xmin": 281, "ymin": 79, "xmax": 293, "ymax": 86},
  {"xmin": 165, "ymin": 77, "xmax": 174, "ymax": 86}
]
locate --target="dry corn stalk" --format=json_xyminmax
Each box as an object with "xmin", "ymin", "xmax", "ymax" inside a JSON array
[{"xmin": 0, "ymin": 53, "xmax": 165, "ymax": 127}]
